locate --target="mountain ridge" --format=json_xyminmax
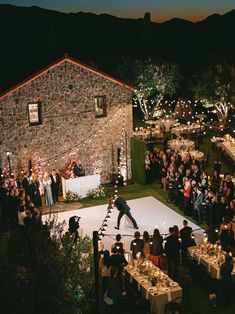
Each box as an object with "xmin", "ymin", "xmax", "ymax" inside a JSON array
[{"xmin": 0, "ymin": 4, "xmax": 234, "ymax": 93}]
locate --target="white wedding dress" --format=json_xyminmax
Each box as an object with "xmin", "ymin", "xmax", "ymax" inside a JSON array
[{"xmin": 120, "ymin": 214, "xmax": 134, "ymax": 229}]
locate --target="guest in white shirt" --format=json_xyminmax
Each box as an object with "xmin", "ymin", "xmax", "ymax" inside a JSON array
[{"xmin": 50, "ymin": 169, "xmax": 60, "ymax": 203}]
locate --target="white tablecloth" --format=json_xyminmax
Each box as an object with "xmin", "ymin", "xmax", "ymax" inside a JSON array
[
  {"xmin": 168, "ymin": 139, "xmax": 195, "ymax": 151},
  {"xmin": 157, "ymin": 119, "xmax": 177, "ymax": 132},
  {"xmin": 180, "ymin": 150, "xmax": 204, "ymax": 161},
  {"xmin": 171, "ymin": 124, "xmax": 201, "ymax": 137},
  {"xmin": 62, "ymin": 175, "xmax": 100, "ymax": 198},
  {"xmin": 220, "ymin": 141, "xmax": 235, "ymax": 162},
  {"xmin": 188, "ymin": 246, "xmax": 235, "ymax": 280},
  {"xmin": 125, "ymin": 264, "xmax": 182, "ymax": 314},
  {"xmin": 133, "ymin": 129, "xmax": 162, "ymax": 139}
]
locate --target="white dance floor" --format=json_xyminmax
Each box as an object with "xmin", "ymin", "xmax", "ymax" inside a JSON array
[{"xmin": 43, "ymin": 196, "xmax": 204, "ymax": 252}]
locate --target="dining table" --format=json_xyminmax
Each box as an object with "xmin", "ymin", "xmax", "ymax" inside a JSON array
[
  {"xmin": 179, "ymin": 150, "xmax": 204, "ymax": 161},
  {"xmin": 168, "ymin": 139, "xmax": 195, "ymax": 151},
  {"xmin": 188, "ymin": 245, "xmax": 235, "ymax": 280},
  {"xmin": 171, "ymin": 123, "xmax": 201, "ymax": 137},
  {"xmin": 125, "ymin": 260, "xmax": 182, "ymax": 314}
]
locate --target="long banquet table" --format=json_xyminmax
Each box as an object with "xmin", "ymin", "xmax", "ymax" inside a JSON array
[
  {"xmin": 125, "ymin": 262, "xmax": 182, "ymax": 314},
  {"xmin": 188, "ymin": 246, "xmax": 235, "ymax": 280}
]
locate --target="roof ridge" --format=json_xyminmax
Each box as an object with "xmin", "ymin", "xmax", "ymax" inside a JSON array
[{"xmin": 0, "ymin": 55, "xmax": 133, "ymax": 100}]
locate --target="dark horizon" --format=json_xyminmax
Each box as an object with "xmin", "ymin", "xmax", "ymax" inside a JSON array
[{"xmin": 0, "ymin": 1, "xmax": 235, "ymax": 23}]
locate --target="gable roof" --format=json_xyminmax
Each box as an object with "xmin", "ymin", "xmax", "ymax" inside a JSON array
[{"xmin": 0, "ymin": 55, "xmax": 134, "ymax": 100}]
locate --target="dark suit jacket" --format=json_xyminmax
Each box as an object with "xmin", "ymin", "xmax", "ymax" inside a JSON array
[
  {"xmin": 50, "ymin": 174, "xmax": 60, "ymax": 191},
  {"xmin": 180, "ymin": 226, "xmax": 195, "ymax": 248},
  {"xmin": 109, "ymin": 254, "xmax": 128, "ymax": 269},
  {"xmin": 22, "ymin": 176, "xmax": 30, "ymax": 195},
  {"xmin": 164, "ymin": 234, "xmax": 180, "ymax": 264},
  {"xmin": 114, "ymin": 197, "xmax": 130, "ymax": 213},
  {"xmin": 130, "ymin": 238, "xmax": 144, "ymax": 259}
]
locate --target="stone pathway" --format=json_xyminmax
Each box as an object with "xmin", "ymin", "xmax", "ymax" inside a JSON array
[{"xmin": 42, "ymin": 201, "xmax": 83, "ymax": 215}]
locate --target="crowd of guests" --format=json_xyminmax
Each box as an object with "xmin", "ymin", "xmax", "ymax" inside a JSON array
[
  {"xmin": 100, "ymin": 216, "xmax": 234, "ymax": 311},
  {"xmin": 0, "ymin": 169, "xmax": 60, "ymax": 229},
  {"xmin": 145, "ymin": 146, "xmax": 235, "ymax": 252},
  {"xmin": 99, "ymin": 220, "xmax": 196, "ymax": 312}
]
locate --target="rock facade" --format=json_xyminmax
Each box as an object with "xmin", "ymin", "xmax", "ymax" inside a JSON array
[{"xmin": 0, "ymin": 58, "xmax": 133, "ymax": 183}]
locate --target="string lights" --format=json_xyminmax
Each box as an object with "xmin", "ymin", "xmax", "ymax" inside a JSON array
[
  {"xmin": 97, "ymin": 105, "xmax": 127, "ymax": 240},
  {"xmin": 4, "ymin": 104, "xmax": 126, "ymax": 175}
]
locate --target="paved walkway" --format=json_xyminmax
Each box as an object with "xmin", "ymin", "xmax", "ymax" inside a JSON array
[{"xmin": 42, "ymin": 201, "xmax": 83, "ymax": 215}]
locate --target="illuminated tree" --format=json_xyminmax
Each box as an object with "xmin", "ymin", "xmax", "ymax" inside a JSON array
[
  {"xmin": 116, "ymin": 57, "xmax": 181, "ymax": 120},
  {"xmin": 190, "ymin": 63, "xmax": 235, "ymax": 126}
]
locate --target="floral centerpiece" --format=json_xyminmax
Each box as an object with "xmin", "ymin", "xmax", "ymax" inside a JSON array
[
  {"xmin": 65, "ymin": 190, "xmax": 81, "ymax": 203},
  {"xmin": 86, "ymin": 185, "xmax": 106, "ymax": 199}
]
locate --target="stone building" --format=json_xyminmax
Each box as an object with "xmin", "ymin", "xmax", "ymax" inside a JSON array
[{"xmin": 0, "ymin": 56, "xmax": 133, "ymax": 183}]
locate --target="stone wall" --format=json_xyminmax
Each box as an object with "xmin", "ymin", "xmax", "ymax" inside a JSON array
[{"xmin": 0, "ymin": 60, "xmax": 133, "ymax": 183}]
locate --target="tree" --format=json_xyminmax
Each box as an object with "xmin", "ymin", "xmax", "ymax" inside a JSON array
[
  {"xmin": 190, "ymin": 63, "xmax": 235, "ymax": 126},
  {"xmin": 0, "ymin": 218, "xmax": 94, "ymax": 314},
  {"xmin": 115, "ymin": 57, "xmax": 181, "ymax": 120}
]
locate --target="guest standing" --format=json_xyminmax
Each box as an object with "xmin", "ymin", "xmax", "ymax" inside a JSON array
[
  {"xmin": 50, "ymin": 169, "xmax": 60, "ymax": 203},
  {"xmin": 213, "ymin": 254, "xmax": 234, "ymax": 308},
  {"xmin": 180, "ymin": 220, "xmax": 195, "ymax": 265},
  {"xmin": 130, "ymin": 231, "xmax": 144, "ymax": 260},
  {"xmin": 149, "ymin": 228, "xmax": 164, "ymax": 268},
  {"xmin": 22, "ymin": 172, "xmax": 30, "ymax": 196},
  {"xmin": 164, "ymin": 227, "xmax": 181, "ymax": 279},
  {"xmin": 43, "ymin": 172, "xmax": 53, "ymax": 206},
  {"xmin": 99, "ymin": 250, "xmax": 111, "ymax": 296},
  {"xmin": 143, "ymin": 230, "xmax": 151, "ymax": 258},
  {"xmin": 29, "ymin": 174, "xmax": 42, "ymax": 210}
]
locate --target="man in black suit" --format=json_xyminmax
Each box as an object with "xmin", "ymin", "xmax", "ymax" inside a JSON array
[
  {"xmin": 164, "ymin": 227, "xmax": 181, "ymax": 279},
  {"xmin": 22, "ymin": 172, "xmax": 30, "ymax": 196},
  {"xmin": 50, "ymin": 169, "xmax": 60, "ymax": 203},
  {"xmin": 130, "ymin": 231, "xmax": 144, "ymax": 259},
  {"xmin": 73, "ymin": 160, "xmax": 84, "ymax": 177},
  {"xmin": 180, "ymin": 220, "xmax": 195, "ymax": 265},
  {"xmin": 114, "ymin": 196, "xmax": 138, "ymax": 230}
]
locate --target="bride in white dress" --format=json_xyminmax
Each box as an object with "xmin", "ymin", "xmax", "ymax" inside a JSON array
[{"xmin": 42, "ymin": 172, "xmax": 54, "ymax": 206}]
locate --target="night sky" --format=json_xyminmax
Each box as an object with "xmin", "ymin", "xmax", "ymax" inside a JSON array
[{"xmin": 1, "ymin": 0, "xmax": 234, "ymax": 22}]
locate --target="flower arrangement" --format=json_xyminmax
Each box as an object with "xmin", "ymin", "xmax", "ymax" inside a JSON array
[
  {"xmin": 87, "ymin": 185, "xmax": 106, "ymax": 199},
  {"xmin": 65, "ymin": 190, "xmax": 81, "ymax": 203}
]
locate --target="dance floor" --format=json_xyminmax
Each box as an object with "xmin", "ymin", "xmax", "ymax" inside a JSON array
[{"xmin": 42, "ymin": 196, "xmax": 204, "ymax": 252}]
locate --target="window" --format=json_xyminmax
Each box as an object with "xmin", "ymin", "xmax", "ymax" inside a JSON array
[
  {"xmin": 27, "ymin": 102, "xmax": 42, "ymax": 125},
  {"xmin": 95, "ymin": 96, "xmax": 106, "ymax": 117}
]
